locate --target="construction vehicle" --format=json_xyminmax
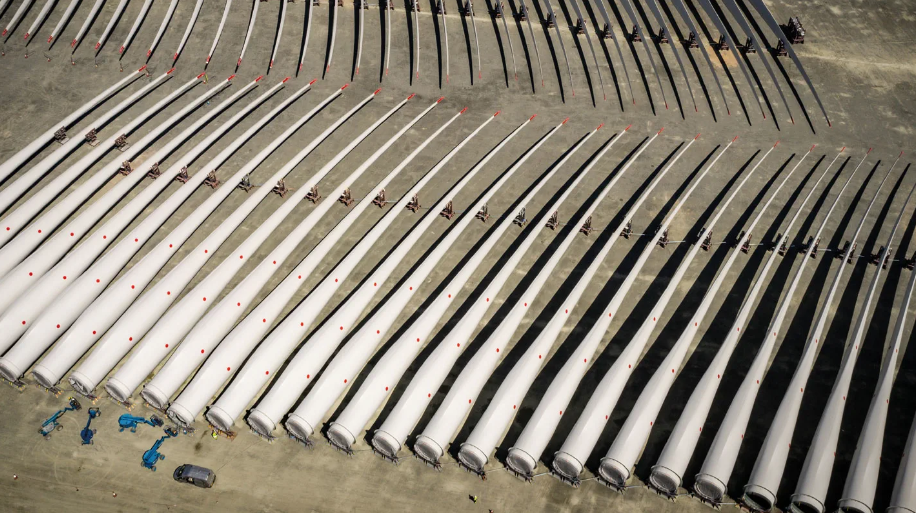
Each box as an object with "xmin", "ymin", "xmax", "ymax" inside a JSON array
[
  {"xmin": 80, "ymin": 408, "xmax": 102, "ymax": 445},
  {"xmin": 38, "ymin": 397, "xmax": 81, "ymax": 439},
  {"xmin": 118, "ymin": 413, "xmax": 163, "ymax": 432},
  {"xmin": 142, "ymin": 427, "xmax": 178, "ymax": 471}
]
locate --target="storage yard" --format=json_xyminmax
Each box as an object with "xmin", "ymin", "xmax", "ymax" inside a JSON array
[{"xmin": 0, "ymin": 0, "xmax": 914, "ymax": 510}]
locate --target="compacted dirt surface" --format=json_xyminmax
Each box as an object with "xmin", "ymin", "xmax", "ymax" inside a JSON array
[{"xmin": 0, "ymin": 0, "xmax": 914, "ymax": 510}]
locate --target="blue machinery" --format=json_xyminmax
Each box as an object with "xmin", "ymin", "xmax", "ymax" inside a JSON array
[
  {"xmin": 142, "ymin": 427, "xmax": 178, "ymax": 471},
  {"xmin": 38, "ymin": 397, "xmax": 81, "ymax": 438},
  {"xmin": 118, "ymin": 413, "xmax": 163, "ymax": 432},
  {"xmin": 80, "ymin": 408, "xmax": 101, "ymax": 445}
]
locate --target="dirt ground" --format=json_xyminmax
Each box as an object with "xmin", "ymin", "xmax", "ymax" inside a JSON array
[{"xmin": 0, "ymin": 0, "xmax": 915, "ymax": 510}]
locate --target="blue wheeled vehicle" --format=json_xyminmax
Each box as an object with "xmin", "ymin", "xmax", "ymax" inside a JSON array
[
  {"xmin": 80, "ymin": 408, "xmax": 102, "ymax": 445},
  {"xmin": 118, "ymin": 413, "xmax": 163, "ymax": 432},
  {"xmin": 38, "ymin": 397, "xmax": 82, "ymax": 439},
  {"xmin": 142, "ymin": 427, "xmax": 178, "ymax": 471}
]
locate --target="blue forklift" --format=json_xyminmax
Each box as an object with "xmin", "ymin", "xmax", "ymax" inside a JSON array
[{"xmin": 38, "ymin": 397, "xmax": 82, "ymax": 439}]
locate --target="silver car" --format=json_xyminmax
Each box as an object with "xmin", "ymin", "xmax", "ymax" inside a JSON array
[{"xmin": 173, "ymin": 464, "xmax": 216, "ymax": 488}]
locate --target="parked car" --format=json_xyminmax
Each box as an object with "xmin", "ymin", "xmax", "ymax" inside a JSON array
[{"xmin": 173, "ymin": 464, "xmax": 216, "ymax": 488}]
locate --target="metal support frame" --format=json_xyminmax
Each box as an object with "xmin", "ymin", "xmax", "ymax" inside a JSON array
[
  {"xmin": 516, "ymin": 3, "xmax": 526, "ymax": 20},
  {"xmin": 657, "ymin": 228, "xmax": 670, "ymax": 248},
  {"xmin": 237, "ymin": 175, "xmax": 255, "ymax": 193},
  {"xmin": 146, "ymin": 162, "xmax": 161, "ymax": 179},
  {"xmin": 305, "ymin": 185, "xmax": 321, "ymax": 203},
  {"xmin": 439, "ymin": 201, "xmax": 456, "ymax": 220},
  {"xmin": 475, "ymin": 205, "xmax": 489, "ymax": 222},
  {"xmin": 778, "ymin": 236, "xmax": 789, "ymax": 256},
  {"xmin": 701, "ymin": 230, "xmax": 713, "ymax": 251},
  {"xmin": 405, "ymin": 194, "xmax": 421, "ymax": 213},
  {"xmin": 783, "ymin": 17, "xmax": 805, "ymax": 44},
  {"xmin": 657, "ymin": 28, "xmax": 668, "ymax": 44},
  {"xmin": 545, "ymin": 211, "xmax": 559, "ymax": 230},
  {"xmin": 372, "ymin": 189, "xmax": 387, "ymax": 208},
  {"xmin": 203, "ymin": 170, "xmax": 219, "ymax": 189},
  {"xmin": 809, "ymin": 237, "xmax": 820, "ymax": 258},
  {"xmin": 53, "ymin": 127, "xmax": 68, "ymax": 143},
  {"xmin": 835, "ymin": 241, "xmax": 851, "ymax": 261},
  {"xmin": 579, "ymin": 216, "xmax": 593, "ymax": 236},
  {"xmin": 84, "ymin": 129, "xmax": 99, "ymax": 146},
  {"xmin": 630, "ymin": 25, "xmax": 641, "ymax": 42},
  {"xmin": 338, "ymin": 188, "xmax": 354, "ymax": 207},
  {"xmin": 741, "ymin": 38, "xmax": 756, "ymax": 54},
  {"xmin": 741, "ymin": 233, "xmax": 752, "ymax": 253},
  {"xmin": 513, "ymin": 207, "xmax": 527, "ymax": 227},
  {"xmin": 620, "ymin": 220, "xmax": 632, "ymax": 239},
  {"xmin": 775, "ymin": 40, "xmax": 788, "ymax": 56},
  {"xmin": 272, "ymin": 179, "xmax": 291, "ymax": 198}
]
